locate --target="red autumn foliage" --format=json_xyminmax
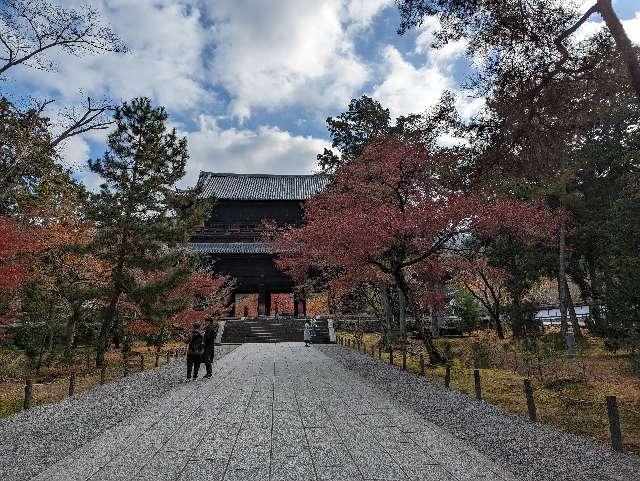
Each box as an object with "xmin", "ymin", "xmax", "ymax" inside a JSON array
[
  {"xmin": 170, "ymin": 273, "xmax": 233, "ymax": 329},
  {"xmin": 126, "ymin": 319, "xmax": 159, "ymax": 336},
  {"xmin": 235, "ymin": 293, "xmax": 258, "ymax": 318},
  {"xmin": 0, "ymin": 217, "xmax": 37, "ymax": 291},
  {"xmin": 272, "ymin": 136, "xmax": 556, "ymax": 310},
  {"xmin": 271, "ymin": 293, "xmax": 294, "ymax": 315},
  {"xmin": 306, "ymin": 292, "xmax": 330, "ymax": 317}
]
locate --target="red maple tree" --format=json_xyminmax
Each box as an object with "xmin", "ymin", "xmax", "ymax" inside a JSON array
[
  {"xmin": 273, "ymin": 136, "xmax": 555, "ymax": 361},
  {"xmin": 0, "ymin": 217, "xmax": 36, "ymax": 292},
  {"xmin": 170, "ymin": 272, "xmax": 234, "ymax": 331}
]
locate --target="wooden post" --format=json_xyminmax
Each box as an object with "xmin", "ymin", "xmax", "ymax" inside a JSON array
[
  {"xmin": 389, "ymin": 348, "xmax": 393, "ymax": 365},
  {"xmin": 68, "ymin": 373, "xmax": 76, "ymax": 396},
  {"xmin": 402, "ymin": 350, "xmax": 407, "ymax": 370},
  {"xmin": 474, "ymin": 369, "xmax": 482, "ymax": 400},
  {"xmin": 100, "ymin": 364, "xmax": 107, "ymax": 385},
  {"xmin": 607, "ymin": 395, "xmax": 623, "ymax": 452},
  {"xmin": 419, "ymin": 354, "xmax": 425, "ymax": 376},
  {"xmin": 155, "ymin": 352, "xmax": 160, "ymax": 368},
  {"xmin": 23, "ymin": 379, "xmax": 33, "ymax": 410},
  {"xmin": 523, "ymin": 379, "xmax": 537, "ymax": 422},
  {"xmin": 444, "ymin": 364, "xmax": 451, "ymax": 389},
  {"xmin": 371, "ymin": 345, "xmax": 375, "ymax": 357},
  {"xmin": 123, "ymin": 357, "xmax": 129, "ymax": 377},
  {"xmin": 139, "ymin": 353, "xmax": 145, "ymax": 372}
]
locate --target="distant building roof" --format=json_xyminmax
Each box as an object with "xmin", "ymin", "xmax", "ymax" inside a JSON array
[
  {"xmin": 197, "ymin": 172, "xmax": 330, "ymax": 200},
  {"xmin": 187, "ymin": 242, "xmax": 271, "ymax": 254}
]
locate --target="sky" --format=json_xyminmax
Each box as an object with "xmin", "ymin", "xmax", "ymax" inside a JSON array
[{"xmin": 3, "ymin": 0, "xmax": 640, "ymax": 190}]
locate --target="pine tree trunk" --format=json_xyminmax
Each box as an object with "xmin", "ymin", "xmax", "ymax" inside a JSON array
[
  {"xmin": 558, "ymin": 220, "xmax": 569, "ymax": 337},
  {"xmin": 598, "ymin": 0, "xmax": 640, "ymax": 101},
  {"xmin": 565, "ymin": 276, "xmax": 583, "ymax": 338},
  {"xmin": 586, "ymin": 257, "xmax": 606, "ymax": 334}
]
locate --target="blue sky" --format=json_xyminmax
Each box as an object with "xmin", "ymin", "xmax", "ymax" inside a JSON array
[{"xmin": 3, "ymin": 0, "xmax": 640, "ymax": 189}]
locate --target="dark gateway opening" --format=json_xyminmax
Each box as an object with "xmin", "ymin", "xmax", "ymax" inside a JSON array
[{"xmin": 188, "ymin": 172, "xmax": 330, "ymax": 318}]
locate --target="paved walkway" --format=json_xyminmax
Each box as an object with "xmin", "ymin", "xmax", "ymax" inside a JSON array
[{"xmin": 32, "ymin": 343, "xmax": 516, "ymax": 481}]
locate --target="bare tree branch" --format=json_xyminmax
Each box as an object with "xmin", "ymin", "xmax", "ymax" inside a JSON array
[
  {"xmin": 50, "ymin": 97, "xmax": 114, "ymax": 148},
  {"xmin": 0, "ymin": 0, "xmax": 126, "ymax": 76}
]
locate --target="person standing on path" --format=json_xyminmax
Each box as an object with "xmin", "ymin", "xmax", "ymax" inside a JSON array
[
  {"xmin": 311, "ymin": 318, "xmax": 318, "ymax": 340},
  {"xmin": 203, "ymin": 317, "xmax": 218, "ymax": 378},
  {"xmin": 303, "ymin": 320, "xmax": 311, "ymax": 347},
  {"xmin": 186, "ymin": 323, "xmax": 204, "ymax": 381}
]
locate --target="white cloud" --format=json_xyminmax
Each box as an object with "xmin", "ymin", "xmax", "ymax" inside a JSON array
[
  {"xmin": 57, "ymin": 135, "xmax": 91, "ymax": 172},
  {"xmin": 620, "ymin": 12, "xmax": 640, "ymax": 44},
  {"xmin": 372, "ymin": 46, "xmax": 452, "ymax": 118},
  {"xmin": 12, "ymin": 0, "xmax": 210, "ymax": 113},
  {"xmin": 206, "ymin": 0, "xmax": 389, "ymax": 120},
  {"xmin": 371, "ymin": 45, "xmax": 484, "ymax": 120},
  {"xmin": 181, "ymin": 115, "xmax": 330, "ymax": 186},
  {"xmin": 414, "ymin": 16, "xmax": 467, "ymax": 63}
]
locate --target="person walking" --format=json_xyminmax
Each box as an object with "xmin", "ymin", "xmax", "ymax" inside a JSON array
[
  {"xmin": 203, "ymin": 317, "xmax": 218, "ymax": 378},
  {"xmin": 311, "ymin": 318, "xmax": 318, "ymax": 341},
  {"xmin": 186, "ymin": 323, "xmax": 204, "ymax": 381},
  {"xmin": 303, "ymin": 320, "xmax": 311, "ymax": 347}
]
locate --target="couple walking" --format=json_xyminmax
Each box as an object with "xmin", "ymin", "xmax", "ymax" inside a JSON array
[
  {"xmin": 303, "ymin": 318, "xmax": 318, "ymax": 347},
  {"xmin": 186, "ymin": 318, "xmax": 218, "ymax": 380}
]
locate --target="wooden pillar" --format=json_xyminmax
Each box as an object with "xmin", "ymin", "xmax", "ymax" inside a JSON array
[
  {"xmin": 258, "ymin": 286, "xmax": 267, "ymax": 316},
  {"xmin": 265, "ymin": 291, "xmax": 271, "ymax": 317},
  {"xmin": 294, "ymin": 293, "xmax": 306, "ymax": 318}
]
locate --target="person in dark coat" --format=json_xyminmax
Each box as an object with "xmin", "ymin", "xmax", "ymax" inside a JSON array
[
  {"xmin": 186, "ymin": 323, "xmax": 204, "ymax": 381},
  {"xmin": 203, "ymin": 318, "xmax": 218, "ymax": 378}
]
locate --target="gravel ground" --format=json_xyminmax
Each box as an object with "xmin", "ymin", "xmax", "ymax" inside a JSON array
[
  {"xmin": 0, "ymin": 345, "xmax": 238, "ymax": 481},
  {"xmin": 317, "ymin": 344, "xmax": 640, "ymax": 481}
]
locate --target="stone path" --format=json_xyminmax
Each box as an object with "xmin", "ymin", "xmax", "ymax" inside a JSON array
[{"xmin": 30, "ymin": 343, "xmax": 517, "ymax": 481}]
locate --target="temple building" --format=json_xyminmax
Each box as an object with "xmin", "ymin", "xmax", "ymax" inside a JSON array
[{"xmin": 189, "ymin": 172, "xmax": 330, "ymax": 318}]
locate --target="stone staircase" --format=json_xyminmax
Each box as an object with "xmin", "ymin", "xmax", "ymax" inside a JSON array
[{"xmin": 221, "ymin": 318, "xmax": 331, "ymax": 344}]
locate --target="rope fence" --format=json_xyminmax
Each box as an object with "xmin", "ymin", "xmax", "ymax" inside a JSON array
[{"xmin": 336, "ymin": 334, "xmax": 638, "ymax": 453}]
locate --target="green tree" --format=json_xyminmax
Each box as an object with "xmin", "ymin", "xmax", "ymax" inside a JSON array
[
  {"xmin": 317, "ymin": 94, "xmax": 458, "ymax": 173},
  {"xmin": 452, "ymin": 287, "xmax": 483, "ymax": 334},
  {"xmin": 88, "ymin": 97, "xmax": 209, "ymax": 366}
]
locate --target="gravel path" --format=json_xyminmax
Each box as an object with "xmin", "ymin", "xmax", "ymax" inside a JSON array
[
  {"xmin": 318, "ymin": 344, "xmax": 640, "ymax": 481},
  {"xmin": 2, "ymin": 343, "xmax": 637, "ymax": 481},
  {"xmin": 2, "ymin": 343, "xmax": 518, "ymax": 481},
  {"xmin": 0, "ymin": 345, "xmax": 238, "ymax": 481}
]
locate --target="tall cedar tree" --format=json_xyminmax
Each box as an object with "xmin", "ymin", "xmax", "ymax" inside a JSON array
[{"xmin": 88, "ymin": 98, "xmax": 208, "ymax": 366}]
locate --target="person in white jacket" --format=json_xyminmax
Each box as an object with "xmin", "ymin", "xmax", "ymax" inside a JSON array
[{"xmin": 303, "ymin": 321, "xmax": 311, "ymax": 347}]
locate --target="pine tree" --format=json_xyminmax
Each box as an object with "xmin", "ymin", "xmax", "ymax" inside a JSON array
[{"xmin": 88, "ymin": 97, "xmax": 208, "ymax": 366}]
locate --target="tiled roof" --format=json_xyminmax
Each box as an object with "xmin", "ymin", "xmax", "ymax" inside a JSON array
[
  {"xmin": 187, "ymin": 242, "xmax": 271, "ymax": 254},
  {"xmin": 197, "ymin": 172, "xmax": 330, "ymax": 200}
]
